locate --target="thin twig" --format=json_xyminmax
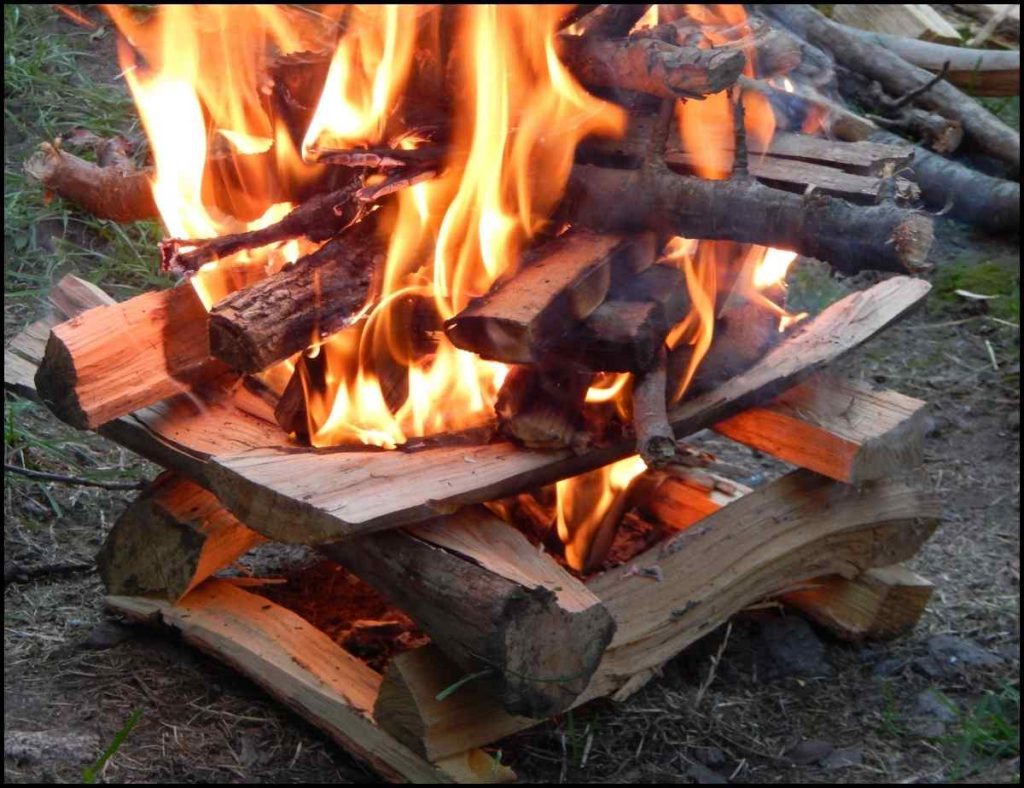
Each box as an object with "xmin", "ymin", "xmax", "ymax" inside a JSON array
[
  {"xmin": 694, "ymin": 621, "xmax": 733, "ymax": 710},
  {"xmin": 891, "ymin": 61, "xmax": 951, "ymax": 110},
  {"xmin": 4, "ymin": 464, "xmax": 145, "ymax": 491},
  {"xmin": 731, "ymin": 88, "xmax": 750, "ymax": 178}
]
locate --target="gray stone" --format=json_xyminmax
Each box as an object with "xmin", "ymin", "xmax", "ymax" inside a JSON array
[
  {"xmin": 4, "ymin": 730, "xmax": 100, "ymax": 765},
  {"xmin": 821, "ymin": 748, "xmax": 864, "ymax": 769},
  {"xmin": 82, "ymin": 620, "xmax": 133, "ymax": 650},
  {"xmin": 755, "ymin": 617, "xmax": 833, "ymax": 680},
  {"xmin": 907, "ymin": 718, "xmax": 946, "ymax": 738},
  {"xmin": 784, "ymin": 739, "xmax": 835, "ymax": 766},
  {"xmin": 686, "ymin": 763, "xmax": 729, "ymax": 784},
  {"xmin": 694, "ymin": 747, "xmax": 727, "ymax": 769},
  {"xmin": 922, "ymin": 635, "xmax": 1003, "ymax": 675},
  {"xmin": 915, "ymin": 689, "xmax": 958, "ymax": 722}
]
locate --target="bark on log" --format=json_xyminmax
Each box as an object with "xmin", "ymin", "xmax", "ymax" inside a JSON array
[
  {"xmin": 562, "ymin": 164, "xmax": 934, "ymax": 275},
  {"xmin": 97, "ymin": 472, "xmax": 265, "ymax": 601},
  {"xmin": 836, "ymin": 26, "xmax": 1021, "ymax": 97},
  {"xmin": 556, "ymin": 34, "xmax": 746, "ymax": 99},
  {"xmin": 763, "ymin": 4, "xmax": 1020, "ymax": 173},
  {"xmin": 577, "ymin": 4, "xmax": 651, "ymax": 37},
  {"xmin": 444, "ymin": 230, "xmax": 655, "ymax": 364},
  {"xmin": 208, "ymin": 231, "xmax": 385, "ymax": 374},
  {"xmin": 166, "ymin": 183, "xmax": 362, "ymax": 274},
  {"xmin": 555, "ymin": 300, "xmax": 668, "ymax": 372},
  {"xmin": 495, "ymin": 366, "xmax": 592, "ymax": 450},
  {"xmin": 632, "ymin": 345, "xmax": 674, "ymax": 468},
  {"xmin": 24, "ymin": 142, "xmax": 158, "ymax": 223},
  {"xmin": 322, "ymin": 507, "xmax": 617, "ymax": 718}
]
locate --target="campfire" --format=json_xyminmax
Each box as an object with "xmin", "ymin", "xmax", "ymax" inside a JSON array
[{"xmin": 11, "ymin": 3, "xmax": 960, "ymax": 782}]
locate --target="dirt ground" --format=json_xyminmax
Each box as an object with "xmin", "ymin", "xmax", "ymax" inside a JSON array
[{"xmin": 4, "ymin": 6, "xmax": 1020, "ymax": 785}]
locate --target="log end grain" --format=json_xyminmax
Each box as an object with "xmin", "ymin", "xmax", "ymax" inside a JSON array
[{"xmin": 34, "ymin": 330, "xmax": 90, "ymax": 429}]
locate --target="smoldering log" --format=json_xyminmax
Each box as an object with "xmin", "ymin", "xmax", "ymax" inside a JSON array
[
  {"xmin": 556, "ymin": 34, "xmax": 746, "ymax": 99},
  {"xmin": 763, "ymin": 4, "xmax": 1020, "ymax": 174},
  {"xmin": 24, "ymin": 143, "xmax": 158, "ymax": 223},
  {"xmin": 166, "ymin": 183, "xmax": 362, "ymax": 274},
  {"xmin": 444, "ymin": 230, "xmax": 655, "ymax": 364},
  {"xmin": 562, "ymin": 164, "xmax": 934, "ymax": 275},
  {"xmin": 495, "ymin": 366, "xmax": 592, "ymax": 450},
  {"xmin": 576, "ymin": 4, "xmax": 651, "ymax": 37},
  {"xmin": 632, "ymin": 345, "xmax": 674, "ymax": 468},
  {"xmin": 208, "ymin": 231, "xmax": 385, "ymax": 374}
]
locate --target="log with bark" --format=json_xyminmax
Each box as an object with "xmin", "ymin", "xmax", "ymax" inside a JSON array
[
  {"xmin": 494, "ymin": 366, "xmax": 592, "ymax": 450},
  {"xmin": 763, "ymin": 4, "xmax": 1020, "ymax": 174},
  {"xmin": 556, "ymin": 33, "xmax": 746, "ymax": 99},
  {"xmin": 208, "ymin": 229, "xmax": 385, "ymax": 373},
  {"xmin": 322, "ymin": 507, "xmax": 617, "ymax": 718},
  {"xmin": 562, "ymin": 164, "xmax": 934, "ymax": 275},
  {"xmin": 575, "ymin": 4, "xmax": 650, "ymax": 38},
  {"xmin": 632, "ymin": 345, "xmax": 674, "ymax": 468},
  {"xmin": 24, "ymin": 142, "xmax": 158, "ymax": 223}
]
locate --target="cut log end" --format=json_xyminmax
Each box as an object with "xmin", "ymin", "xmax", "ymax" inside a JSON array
[
  {"xmin": 893, "ymin": 213, "xmax": 935, "ymax": 273},
  {"xmin": 34, "ymin": 332, "xmax": 89, "ymax": 429}
]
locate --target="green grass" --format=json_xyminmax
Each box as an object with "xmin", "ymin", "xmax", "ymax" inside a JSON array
[
  {"xmin": 931, "ymin": 257, "xmax": 1020, "ymax": 324},
  {"xmin": 946, "ymin": 683, "xmax": 1020, "ymax": 780},
  {"xmin": 4, "ymin": 4, "xmax": 168, "ymax": 328},
  {"xmin": 784, "ymin": 257, "xmax": 852, "ymax": 316}
]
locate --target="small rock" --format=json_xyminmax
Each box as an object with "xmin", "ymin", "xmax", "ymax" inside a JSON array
[
  {"xmin": 82, "ymin": 620, "xmax": 133, "ymax": 650},
  {"xmin": 784, "ymin": 739, "xmax": 834, "ymax": 766},
  {"xmin": 821, "ymin": 748, "xmax": 863, "ymax": 770},
  {"xmin": 922, "ymin": 635, "xmax": 1003, "ymax": 675},
  {"xmin": 755, "ymin": 617, "xmax": 833, "ymax": 680},
  {"xmin": 686, "ymin": 763, "xmax": 729, "ymax": 784},
  {"xmin": 694, "ymin": 747, "xmax": 727, "ymax": 769},
  {"xmin": 907, "ymin": 718, "xmax": 946, "ymax": 739},
  {"xmin": 4, "ymin": 730, "xmax": 100, "ymax": 765},
  {"xmin": 915, "ymin": 689, "xmax": 958, "ymax": 722},
  {"xmin": 872, "ymin": 657, "xmax": 907, "ymax": 678}
]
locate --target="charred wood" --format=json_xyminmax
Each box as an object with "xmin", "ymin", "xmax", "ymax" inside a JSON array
[
  {"xmin": 632, "ymin": 345, "xmax": 674, "ymax": 468},
  {"xmin": 495, "ymin": 366, "xmax": 593, "ymax": 450}
]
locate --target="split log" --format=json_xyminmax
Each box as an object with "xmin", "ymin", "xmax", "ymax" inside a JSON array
[
  {"xmin": 494, "ymin": 366, "xmax": 592, "ymax": 450},
  {"xmin": 763, "ymin": 4, "xmax": 1020, "ymax": 173},
  {"xmin": 556, "ymin": 34, "xmax": 746, "ymax": 99},
  {"xmin": 107, "ymin": 581, "xmax": 515, "ymax": 784},
  {"xmin": 783, "ymin": 564, "xmax": 935, "ymax": 641},
  {"xmin": 632, "ymin": 345, "xmax": 674, "ymax": 468},
  {"xmin": 164, "ymin": 183, "xmax": 362, "ymax": 274},
  {"xmin": 562, "ymin": 164, "xmax": 934, "ymax": 275},
  {"xmin": 832, "ymin": 4, "xmax": 963, "ymax": 44},
  {"xmin": 24, "ymin": 142, "xmax": 158, "ymax": 223},
  {"xmin": 372, "ymin": 470, "xmax": 939, "ymax": 757},
  {"xmin": 837, "ymin": 26, "xmax": 1021, "ymax": 96},
  {"xmin": 97, "ymin": 472, "xmax": 266, "ymax": 601},
  {"xmin": 17, "ymin": 277, "xmax": 931, "ymax": 544},
  {"xmin": 208, "ymin": 231, "xmax": 385, "ymax": 373},
  {"xmin": 322, "ymin": 507, "xmax": 617, "ymax": 718},
  {"xmin": 444, "ymin": 230, "xmax": 655, "ymax": 364},
  {"xmin": 714, "ymin": 374, "xmax": 930, "ymax": 484},
  {"xmin": 35, "ymin": 284, "xmax": 226, "ymax": 429}
]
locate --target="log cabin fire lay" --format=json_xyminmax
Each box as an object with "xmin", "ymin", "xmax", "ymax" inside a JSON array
[{"xmin": 12, "ymin": 4, "xmax": 947, "ymax": 782}]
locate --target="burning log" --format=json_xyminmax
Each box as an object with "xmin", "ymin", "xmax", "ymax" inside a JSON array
[
  {"xmin": 322, "ymin": 507, "xmax": 617, "ymax": 718},
  {"xmin": 555, "ymin": 34, "xmax": 746, "ymax": 99},
  {"xmin": 35, "ymin": 284, "xmax": 226, "ymax": 430},
  {"xmin": 208, "ymin": 231, "xmax": 385, "ymax": 374},
  {"xmin": 632, "ymin": 345, "xmax": 674, "ymax": 468},
  {"xmin": 24, "ymin": 142, "xmax": 158, "ymax": 223},
  {"xmin": 444, "ymin": 230, "xmax": 655, "ymax": 364},
  {"xmin": 165, "ymin": 183, "xmax": 363, "ymax": 275},
  {"xmin": 562, "ymin": 164, "xmax": 934, "ymax": 275},
  {"xmin": 763, "ymin": 5, "xmax": 1020, "ymax": 173},
  {"xmin": 575, "ymin": 4, "xmax": 651, "ymax": 38},
  {"xmin": 97, "ymin": 472, "xmax": 265, "ymax": 601},
  {"xmin": 495, "ymin": 366, "xmax": 592, "ymax": 450}
]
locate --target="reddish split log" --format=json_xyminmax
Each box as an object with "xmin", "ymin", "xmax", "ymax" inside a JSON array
[
  {"xmin": 97, "ymin": 472, "xmax": 265, "ymax": 601},
  {"xmin": 556, "ymin": 34, "xmax": 746, "ymax": 99},
  {"xmin": 444, "ymin": 230, "xmax": 655, "ymax": 364},
  {"xmin": 24, "ymin": 142, "xmax": 158, "ymax": 223},
  {"xmin": 106, "ymin": 582, "xmax": 515, "ymax": 784},
  {"xmin": 764, "ymin": 4, "xmax": 1020, "ymax": 173},
  {"xmin": 35, "ymin": 284, "xmax": 226, "ymax": 430},
  {"xmin": 208, "ymin": 231, "xmax": 385, "ymax": 374},
  {"xmin": 494, "ymin": 366, "xmax": 592, "ymax": 450},
  {"xmin": 562, "ymin": 164, "xmax": 934, "ymax": 275},
  {"xmin": 166, "ymin": 183, "xmax": 362, "ymax": 274},
  {"xmin": 322, "ymin": 507, "xmax": 617, "ymax": 718}
]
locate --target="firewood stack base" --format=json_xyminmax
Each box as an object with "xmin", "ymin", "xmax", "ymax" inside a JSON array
[{"xmin": 5, "ymin": 275, "xmax": 942, "ymax": 783}]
